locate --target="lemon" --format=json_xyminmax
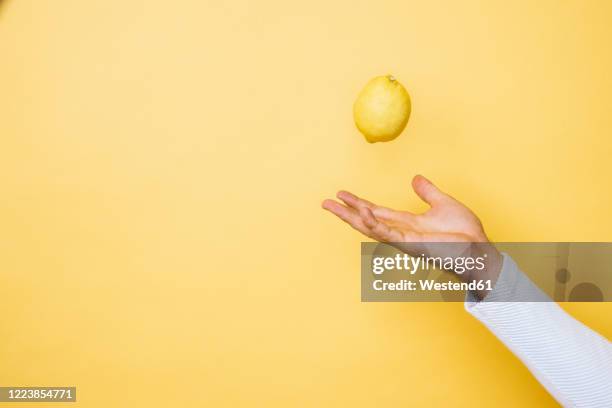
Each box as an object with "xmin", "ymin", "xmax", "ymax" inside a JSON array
[{"xmin": 353, "ymin": 75, "xmax": 411, "ymax": 143}]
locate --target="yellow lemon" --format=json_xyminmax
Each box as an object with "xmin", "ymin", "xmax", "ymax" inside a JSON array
[{"xmin": 353, "ymin": 75, "xmax": 411, "ymax": 143}]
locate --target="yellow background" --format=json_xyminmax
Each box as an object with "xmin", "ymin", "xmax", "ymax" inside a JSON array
[{"xmin": 1, "ymin": 0, "xmax": 611, "ymax": 406}]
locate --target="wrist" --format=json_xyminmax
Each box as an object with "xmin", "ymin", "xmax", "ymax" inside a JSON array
[{"xmin": 466, "ymin": 243, "xmax": 503, "ymax": 300}]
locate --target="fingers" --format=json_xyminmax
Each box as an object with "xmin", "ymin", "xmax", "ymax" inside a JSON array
[
  {"xmin": 336, "ymin": 191, "xmax": 374, "ymax": 210},
  {"xmin": 322, "ymin": 198, "xmax": 398, "ymax": 242},
  {"xmin": 337, "ymin": 190, "xmax": 414, "ymax": 224},
  {"xmin": 321, "ymin": 199, "xmax": 373, "ymax": 238},
  {"xmin": 412, "ymin": 175, "xmax": 448, "ymax": 206},
  {"xmin": 371, "ymin": 206, "xmax": 414, "ymax": 224},
  {"xmin": 359, "ymin": 207, "xmax": 403, "ymax": 242},
  {"xmin": 323, "ymin": 198, "xmax": 423, "ymax": 244}
]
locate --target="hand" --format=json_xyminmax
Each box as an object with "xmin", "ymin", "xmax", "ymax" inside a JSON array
[{"xmin": 322, "ymin": 175, "xmax": 502, "ymax": 298}]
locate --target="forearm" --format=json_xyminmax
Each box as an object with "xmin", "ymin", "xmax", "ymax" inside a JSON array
[{"xmin": 466, "ymin": 254, "xmax": 612, "ymax": 407}]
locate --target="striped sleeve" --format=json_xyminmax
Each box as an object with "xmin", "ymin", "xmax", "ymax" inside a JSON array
[{"xmin": 465, "ymin": 254, "xmax": 612, "ymax": 408}]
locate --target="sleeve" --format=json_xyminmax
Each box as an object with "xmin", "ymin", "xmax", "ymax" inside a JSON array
[{"xmin": 465, "ymin": 254, "xmax": 612, "ymax": 408}]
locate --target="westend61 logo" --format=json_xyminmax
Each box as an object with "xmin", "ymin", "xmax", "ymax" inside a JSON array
[{"xmin": 371, "ymin": 253, "xmax": 486, "ymax": 275}]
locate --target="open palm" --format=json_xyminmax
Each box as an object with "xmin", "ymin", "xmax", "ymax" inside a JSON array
[
  {"xmin": 322, "ymin": 175, "xmax": 488, "ymax": 244},
  {"xmin": 322, "ymin": 175, "xmax": 502, "ymax": 292}
]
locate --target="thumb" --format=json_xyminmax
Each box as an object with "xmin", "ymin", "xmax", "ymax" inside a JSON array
[{"xmin": 412, "ymin": 175, "xmax": 448, "ymax": 206}]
